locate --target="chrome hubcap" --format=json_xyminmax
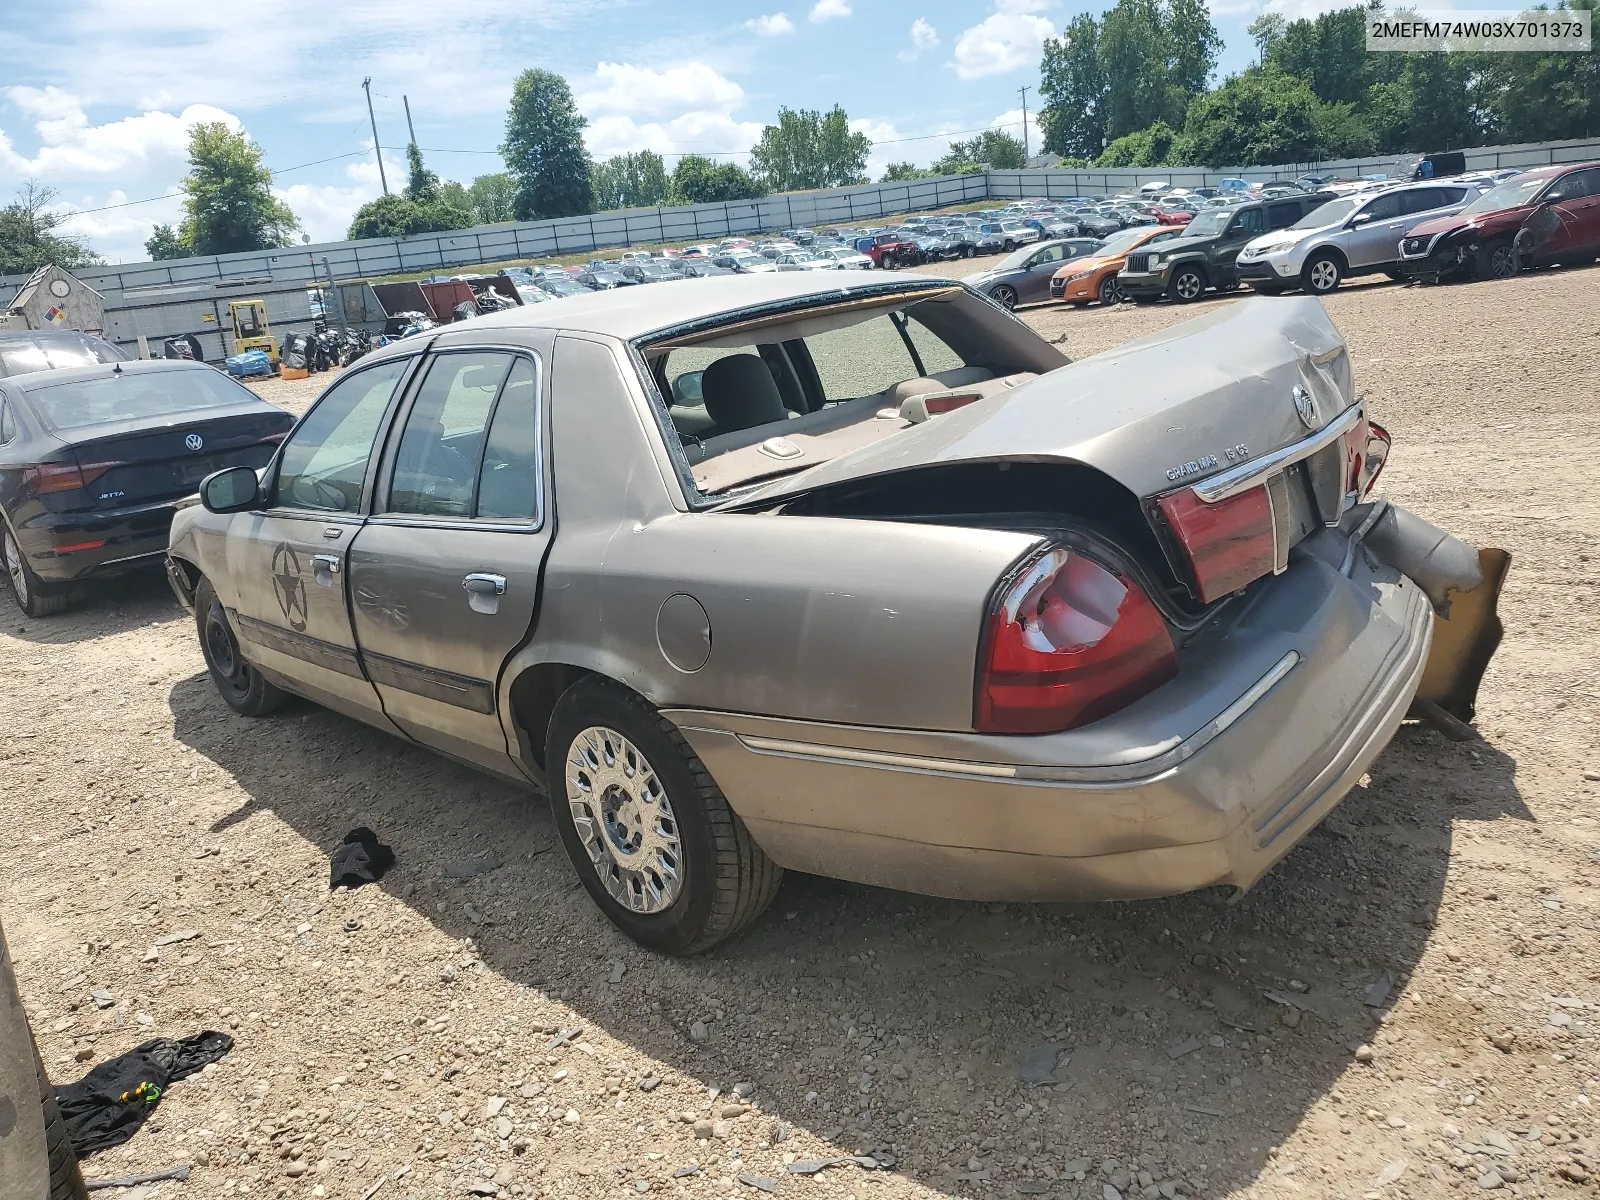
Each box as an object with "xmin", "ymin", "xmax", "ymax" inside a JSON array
[
  {"xmin": 1310, "ymin": 261, "xmax": 1338, "ymax": 291},
  {"xmin": 4, "ymin": 531, "xmax": 27, "ymax": 606},
  {"xmin": 566, "ymin": 726, "xmax": 682, "ymax": 914},
  {"xmin": 994, "ymin": 287, "xmax": 1016, "ymax": 309},
  {"xmin": 1176, "ymin": 274, "xmax": 1201, "ymax": 299},
  {"xmin": 1490, "ymin": 247, "xmax": 1515, "ymax": 277}
]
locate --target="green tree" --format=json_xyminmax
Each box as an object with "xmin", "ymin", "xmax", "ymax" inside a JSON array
[
  {"xmin": 467, "ymin": 173, "xmax": 518, "ymax": 223},
  {"xmin": 934, "ymin": 129, "xmax": 1027, "ymax": 172},
  {"xmin": 667, "ymin": 156, "xmax": 764, "ymax": 204},
  {"xmin": 1094, "ymin": 119, "xmax": 1187, "ymax": 166},
  {"xmin": 1181, "ymin": 69, "xmax": 1321, "ymax": 167},
  {"xmin": 1267, "ymin": 7, "xmax": 1371, "ymax": 107},
  {"xmin": 748, "ymin": 106, "xmax": 871, "ymax": 191},
  {"xmin": 1247, "ymin": 13, "xmax": 1286, "ymax": 64},
  {"xmin": 0, "ymin": 183, "xmax": 101, "ymax": 275},
  {"xmin": 502, "ymin": 69, "xmax": 593, "ymax": 221},
  {"xmin": 1039, "ymin": 15, "xmax": 1108, "ymax": 160},
  {"xmin": 880, "ymin": 162, "xmax": 934, "ymax": 181},
  {"xmin": 1478, "ymin": 0, "xmax": 1599, "ymax": 141},
  {"xmin": 176, "ymin": 122, "xmax": 298, "ymax": 255},
  {"xmin": 590, "ymin": 151, "xmax": 670, "ymax": 210},
  {"xmin": 347, "ymin": 190, "xmax": 474, "ymax": 240},
  {"xmin": 145, "ymin": 224, "xmax": 187, "ymax": 260},
  {"xmin": 405, "ymin": 143, "xmax": 441, "ymax": 203}
]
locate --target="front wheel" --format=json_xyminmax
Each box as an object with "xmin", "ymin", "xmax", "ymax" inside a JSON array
[
  {"xmin": 1003, "ymin": 240, "xmax": 1016, "ymax": 252},
  {"xmin": 547, "ymin": 678, "xmax": 782, "ymax": 955},
  {"xmin": 1168, "ymin": 266, "xmax": 1206, "ymax": 303},
  {"xmin": 196, "ymin": 576, "xmax": 290, "ymax": 716},
  {"xmin": 990, "ymin": 284, "xmax": 1019, "ymax": 310},
  {"xmin": 1302, "ymin": 252, "xmax": 1343, "ymax": 295},
  {"xmin": 2, "ymin": 525, "xmax": 68, "ymax": 617},
  {"xmin": 1477, "ymin": 238, "xmax": 1518, "ymax": 280},
  {"xmin": 1097, "ymin": 275, "xmax": 1123, "ymax": 306}
]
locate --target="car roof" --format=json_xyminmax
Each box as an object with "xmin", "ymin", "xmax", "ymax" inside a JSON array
[
  {"xmin": 6, "ymin": 357, "xmax": 221, "ymax": 391},
  {"xmin": 411, "ymin": 273, "xmax": 956, "ymax": 343}
]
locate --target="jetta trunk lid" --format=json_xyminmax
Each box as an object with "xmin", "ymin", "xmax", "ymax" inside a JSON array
[{"xmin": 731, "ymin": 295, "xmax": 1353, "ymax": 506}]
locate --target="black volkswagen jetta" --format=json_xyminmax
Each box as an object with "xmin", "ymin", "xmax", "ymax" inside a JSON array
[{"xmin": 0, "ymin": 359, "xmax": 293, "ymax": 616}]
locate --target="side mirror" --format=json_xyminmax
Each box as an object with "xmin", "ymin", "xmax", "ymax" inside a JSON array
[
  {"xmin": 199, "ymin": 465, "xmax": 261, "ymax": 513},
  {"xmin": 1349, "ymin": 212, "xmax": 1374, "ymax": 226}
]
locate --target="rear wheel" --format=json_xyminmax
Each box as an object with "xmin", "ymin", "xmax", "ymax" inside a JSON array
[
  {"xmin": 547, "ymin": 677, "xmax": 782, "ymax": 955},
  {"xmin": 2, "ymin": 525, "xmax": 69, "ymax": 617},
  {"xmin": 196, "ymin": 576, "xmax": 290, "ymax": 716},
  {"xmin": 1477, "ymin": 238, "xmax": 1518, "ymax": 280},
  {"xmin": 1097, "ymin": 275, "xmax": 1123, "ymax": 306},
  {"xmin": 1302, "ymin": 252, "xmax": 1343, "ymax": 295},
  {"xmin": 990, "ymin": 284, "xmax": 1019, "ymax": 310},
  {"xmin": 1168, "ymin": 266, "xmax": 1206, "ymax": 303},
  {"xmin": 30, "ymin": 1015, "xmax": 89, "ymax": 1199}
]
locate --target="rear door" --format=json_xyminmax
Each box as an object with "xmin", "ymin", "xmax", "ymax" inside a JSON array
[
  {"xmin": 221, "ymin": 355, "xmax": 416, "ymax": 727},
  {"xmin": 347, "ymin": 348, "xmax": 549, "ymax": 776}
]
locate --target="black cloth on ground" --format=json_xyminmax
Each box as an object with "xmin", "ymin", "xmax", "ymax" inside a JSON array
[
  {"xmin": 55, "ymin": 1030, "xmax": 233, "ymax": 1155},
  {"xmin": 330, "ymin": 826, "xmax": 394, "ymax": 889}
]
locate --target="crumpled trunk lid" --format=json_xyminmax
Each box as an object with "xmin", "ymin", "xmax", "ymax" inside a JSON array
[{"xmin": 736, "ymin": 296, "xmax": 1354, "ymax": 506}]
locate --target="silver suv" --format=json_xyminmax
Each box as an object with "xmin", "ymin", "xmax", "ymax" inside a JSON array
[{"xmin": 1235, "ymin": 181, "xmax": 1484, "ymax": 295}]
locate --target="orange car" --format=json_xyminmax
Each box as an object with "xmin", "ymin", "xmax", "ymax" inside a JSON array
[{"xmin": 1050, "ymin": 225, "xmax": 1183, "ymax": 306}]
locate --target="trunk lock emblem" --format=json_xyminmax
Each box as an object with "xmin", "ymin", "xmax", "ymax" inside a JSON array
[
  {"xmin": 185, "ymin": 433, "xmax": 205, "ymax": 451},
  {"xmin": 1292, "ymin": 385, "xmax": 1321, "ymax": 430}
]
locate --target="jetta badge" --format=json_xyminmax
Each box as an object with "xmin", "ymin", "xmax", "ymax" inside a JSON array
[
  {"xmin": 1292, "ymin": 385, "xmax": 1320, "ymax": 430},
  {"xmin": 185, "ymin": 433, "xmax": 204, "ymax": 451}
]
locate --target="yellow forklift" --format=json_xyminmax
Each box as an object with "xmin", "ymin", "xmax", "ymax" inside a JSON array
[{"xmin": 228, "ymin": 299, "xmax": 280, "ymax": 368}]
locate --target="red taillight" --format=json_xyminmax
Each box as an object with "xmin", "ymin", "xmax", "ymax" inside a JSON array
[
  {"xmin": 21, "ymin": 460, "xmax": 115, "ymax": 496},
  {"xmin": 54, "ymin": 538, "xmax": 106, "ymax": 554},
  {"xmin": 923, "ymin": 392, "xmax": 982, "ymax": 415},
  {"xmin": 975, "ymin": 546, "xmax": 1178, "ymax": 734},
  {"xmin": 1157, "ymin": 484, "xmax": 1278, "ymax": 604}
]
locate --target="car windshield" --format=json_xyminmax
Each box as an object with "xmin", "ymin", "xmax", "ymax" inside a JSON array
[
  {"xmin": 1459, "ymin": 174, "xmax": 1546, "ymax": 215},
  {"xmin": 1291, "ymin": 198, "xmax": 1358, "ymax": 229},
  {"xmin": 0, "ymin": 334, "xmax": 128, "ymax": 376},
  {"xmin": 25, "ymin": 368, "xmax": 256, "ymax": 430},
  {"xmin": 1096, "ymin": 227, "xmax": 1158, "ymax": 255},
  {"xmin": 1183, "ymin": 210, "xmax": 1236, "ymax": 237}
]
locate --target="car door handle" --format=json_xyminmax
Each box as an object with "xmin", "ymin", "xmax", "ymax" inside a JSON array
[
  {"xmin": 311, "ymin": 553, "xmax": 341, "ymax": 587},
  {"xmin": 463, "ymin": 573, "xmax": 506, "ymax": 615}
]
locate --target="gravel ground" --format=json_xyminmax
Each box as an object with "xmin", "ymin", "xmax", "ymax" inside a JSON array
[{"xmin": 3, "ymin": 265, "xmax": 1599, "ymax": 1200}]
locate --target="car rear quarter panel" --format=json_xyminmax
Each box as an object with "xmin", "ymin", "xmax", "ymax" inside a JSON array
[{"xmin": 500, "ymin": 334, "xmax": 1041, "ymax": 733}]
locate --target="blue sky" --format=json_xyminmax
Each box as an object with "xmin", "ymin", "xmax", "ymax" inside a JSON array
[{"xmin": 1, "ymin": 0, "xmax": 1382, "ymax": 261}]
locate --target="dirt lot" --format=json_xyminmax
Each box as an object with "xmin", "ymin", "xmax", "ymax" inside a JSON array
[{"xmin": 3, "ymin": 267, "xmax": 1599, "ymax": 1200}]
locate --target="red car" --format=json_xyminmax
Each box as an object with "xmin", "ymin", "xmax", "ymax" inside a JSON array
[
  {"xmin": 1152, "ymin": 206, "xmax": 1195, "ymax": 226},
  {"xmin": 864, "ymin": 232, "xmax": 921, "ymax": 269},
  {"xmin": 1397, "ymin": 160, "xmax": 1600, "ymax": 281}
]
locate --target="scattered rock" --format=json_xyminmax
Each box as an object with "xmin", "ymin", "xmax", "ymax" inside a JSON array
[
  {"xmin": 609, "ymin": 960, "xmax": 627, "ymax": 984},
  {"xmin": 1488, "ymin": 1031, "xmax": 1515, "ymax": 1053},
  {"xmin": 484, "ymin": 1096, "xmax": 506, "ymax": 1118},
  {"xmin": 639, "ymin": 1074, "xmax": 661, "ymax": 1092},
  {"xmin": 738, "ymin": 1173, "xmax": 780, "ymax": 1192},
  {"xmin": 1017, "ymin": 1043, "xmax": 1069, "ymax": 1084},
  {"xmin": 1364, "ymin": 973, "xmax": 1394, "ymax": 1008},
  {"xmin": 1374, "ymin": 1159, "xmax": 1407, "ymax": 1187},
  {"xmin": 1477, "ymin": 1168, "xmax": 1505, "ymax": 1190},
  {"xmin": 1166, "ymin": 1037, "xmax": 1203, "ymax": 1060},
  {"xmin": 1354, "ymin": 1044, "xmax": 1375, "ymax": 1063},
  {"xmin": 152, "ymin": 929, "xmax": 202, "ymax": 947},
  {"xmin": 689, "ymin": 1021, "xmax": 710, "ymax": 1042}
]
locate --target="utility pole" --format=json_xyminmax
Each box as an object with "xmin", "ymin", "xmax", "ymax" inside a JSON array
[
  {"xmin": 1018, "ymin": 85, "xmax": 1031, "ymax": 162},
  {"xmin": 363, "ymin": 77, "xmax": 388, "ymax": 195},
  {"xmin": 403, "ymin": 95, "xmax": 418, "ymax": 150}
]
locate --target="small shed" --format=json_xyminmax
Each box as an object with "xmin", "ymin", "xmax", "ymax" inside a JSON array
[{"xmin": 2, "ymin": 265, "xmax": 107, "ymax": 335}]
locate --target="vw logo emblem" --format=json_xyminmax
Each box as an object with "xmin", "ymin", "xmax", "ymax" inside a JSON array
[
  {"xmin": 185, "ymin": 433, "xmax": 204, "ymax": 452},
  {"xmin": 1291, "ymin": 385, "xmax": 1320, "ymax": 430}
]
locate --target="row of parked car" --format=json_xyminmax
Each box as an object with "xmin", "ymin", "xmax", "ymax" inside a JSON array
[{"xmin": 963, "ymin": 159, "xmax": 1600, "ymax": 310}]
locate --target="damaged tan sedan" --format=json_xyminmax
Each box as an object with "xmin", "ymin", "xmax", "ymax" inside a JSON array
[{"xmin": 167, "ymin": 274, "xmax": 1507, "ymax": 953}]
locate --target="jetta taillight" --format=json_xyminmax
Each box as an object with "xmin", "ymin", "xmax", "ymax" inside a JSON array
[
  {"xmin": 20, "ymin": 461, "xmax": 113, "ymax": 496},
  {"xmin": 1157, "ymin": 484, "xmax": 1279, "ymax": 604},
  {"xmin": 975, "ymin": 545, "xmax": 1178, "ymax": 734}
]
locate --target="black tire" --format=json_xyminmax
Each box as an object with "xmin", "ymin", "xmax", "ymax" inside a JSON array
[
  {"xmin": 195, "ymin": 576, "xmax": 290, "ymax": 716},
  {"xmin": 1003, "ymin": 239, "xmax": 1016, "ymax": 252},
  {"xmin": 1301, "ymin": 251, "xmax": 1343, "ymax": 295},
  {"xmin": 1477, "ymin": 238, "xmax": 1518, "ymax": 280},
  {"xmin": 1097, "ymin": 275, "xmax": 1122, "ymax": 306},
  {"xmin": 1249, "ymin": 282, "xmax": 1286, "ymax": 296},
  {"xmin": 30, "ymin": 1016, "xmax": 89, "ymax": 1200},
  {"xmin": 2, "ymin": 523, "xmax": 69, "ymax": 617},
  {"xmin": 1168, "ymin": 265, "xmax": 1206, "ymax": 303},
  {"xmin": 546, "ymin": 678, "xmax": 782, "ymax": 955},
  {"xmin": 990, "ymin": 284, "xmax": 1019, "ymax": 310},
  {"xmin": 1130, "ymin": 295, "xmax": 1159, "ymax": 305}
]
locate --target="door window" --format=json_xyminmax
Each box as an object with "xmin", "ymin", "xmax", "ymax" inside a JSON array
[
  {"xmin": 1545, "ymin": 169, "xmax": 1599, "ymax": 203},
  {"xmin": 1400, "ymin": 188, "xmax": 1444, "ymax": 214},
  {"xmin": 274, "ymin": 358, "xmax": 409, "ymax": 513},
  {"xmin": 1266, "ymin": 202, "xmax": 1301, "ymax": 229},
  {"xmin": 388, "ymin": 352, "xmax": 515, "ymax": 517},
  {"xmin": 1029, "ymin": 244, "xmax": 1067, "ymax": 267},
  {"xmin": 1361, "ymin": 192, "xmax": 1404, "ymax": 221},
  {"xmin": 1227, "ymin": 208, "xmax": 1266, "ymax": 237},
  {"xmin": 476, "ymin": 358, "xmax": 541, "ymax": 521}
]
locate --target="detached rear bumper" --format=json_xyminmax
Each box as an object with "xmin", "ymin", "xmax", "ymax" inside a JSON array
[{"xmin": 671, "ymin": 510, "xmax": 1449, "ymax": 902}]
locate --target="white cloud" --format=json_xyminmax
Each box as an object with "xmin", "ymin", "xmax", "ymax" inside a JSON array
[
  {"xmin": 0, "ymin": 88, "xmax": 239, "ymax": 178},
  {"xmin": 578, "ymin": 62, "xmax": 745, "ymax": 121},
  {"xmin": 809, "ymin": 0, "xmax": 852, "ymax": 22},
  {"xmin": 744, "ymin": 12, "xmax": 796, "ymax": 35},
  {"xmin": 898, "ymin": 17, "xmax": 940, "ymax": 61},
  {"xmin": 950, "ymin": 0, "xmax": 1057, "ymax": 80},
  {"xmin": 989, "ymin": 106, "xmax": 1046, "ymax": 159}
]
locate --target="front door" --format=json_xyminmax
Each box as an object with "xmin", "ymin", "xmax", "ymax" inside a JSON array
[
  {"xmin": 347, "ymin": 349, "xmax": 551, "ymax": 777},
  {"xmin": 1213, "ymin": 207, "xmax": 1266, "ymax": 281},
  {"xmin": 222, "ymin": 355, "xmax": 417, "ymax": 726},
  {"xmin": 1019, "ymin": 243, "xmax": 1068, "ymax": 302},
  {"xmin": 1541, "ymin": 167, "xmax": 1600, "ymax": 260},
  {"xmin": 1343, "ymin": 191, "xmax": 1410, "ymax": 269}
]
